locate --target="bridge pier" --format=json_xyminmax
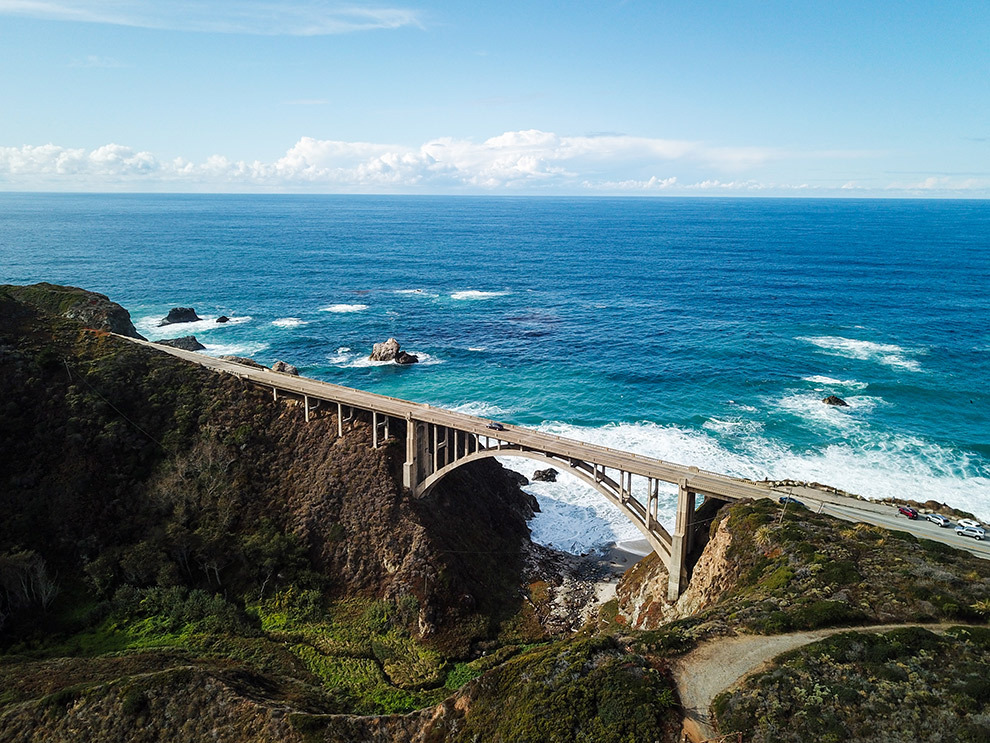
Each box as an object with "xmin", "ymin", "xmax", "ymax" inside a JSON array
[
  {"xmin": 667, "ymin": 479, "xmax": 696, "ymax": 601},
  {"xmin": 403, "ymin": 415, "xmax": 418, "ymax": 490}
]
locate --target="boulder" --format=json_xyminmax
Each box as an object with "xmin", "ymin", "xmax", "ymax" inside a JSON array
[
  {"xmin": 532, "ymin": 468, "xmax": 559, "ymax": 483},
  {"xmin": 158, "ymin": 307, "xmax": 201, "ymax": 326},
  {"xmin": 395, "ymin": 351, "xmax": 419, "ymax": 365},
  {"xmin": 216, "ymin": 316, "xmax": 230, "ymax": 324},
  {"xmin": 370, "ymin": 338, "xmax": 401, "ymax": 362},
  {"xmin": 156, "ymin": 336, "xmax": 205, "ymax": 351},
  {"xmin": 219, "ymin": 355, "xmax": 266, "ymax": 370},
  {"xmin": 822, "ymin": 395, "xmax": 849, "ymax": 407},
  {"xmin": 271, "ymin": 360, "xmax": 299, "ymax": 376},
  {"xmin": 506, "ymin": 469, "xmax": 530, "ymax": 487}
]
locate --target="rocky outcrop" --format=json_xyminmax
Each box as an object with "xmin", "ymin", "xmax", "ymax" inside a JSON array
[
  {"xmin": 395, "ymin": 351, "xmax": 419, "ymax": 365},
  {"xmin": 617, "ymin": 518, "xmax": 738, "ymax": 630},
  {"xmin": 822, "ymin": 395, "xmax": 849, "ymax": 407},
  {"xmin": 156, "ymin": 336, "xmax": 205, "ymax": 351},
  {"xmin": 533, "ymin": 468, "xmax": 558, "ymax": 483},
  {"xmin": 506, "ymin": 469, "xmax": 530, "ymax": 488},
  {"xmin": 158, "ymin": 307, "xmax": 201, "ymax": 326},
  {"xmin": 3, "ymin": 282, "xmax": 145, "ymax": 339},
  {"xmin": 218, "ymin": 355, "xmax": 267, "ymax": 369},
  {"xmin": 271, "ymin": 360, "xmax": 299, "ymax": 375},
  {"xmin": 216, "ymin": 316, "xmax": 229, "ymax": 323},
  {"xmin": 370, "ymin": 338, "xmax": 401, "ymax": 361}
]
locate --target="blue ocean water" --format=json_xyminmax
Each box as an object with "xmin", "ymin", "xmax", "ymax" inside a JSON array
[{"xmin": 2, "ymin": 194, "xmax": 988, "ymax": 550}]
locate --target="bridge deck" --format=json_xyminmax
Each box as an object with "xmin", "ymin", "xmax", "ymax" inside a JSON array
[{"xmin": 120, "ymin": 335, "xmax": 775, "ymax": 500}]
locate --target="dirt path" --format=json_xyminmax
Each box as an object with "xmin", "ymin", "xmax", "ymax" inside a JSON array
[{"xmin": 671, "ymin": 623, "xmax": 956, "ymax": 742}]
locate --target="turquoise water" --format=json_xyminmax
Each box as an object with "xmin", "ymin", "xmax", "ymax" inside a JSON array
[{"xmin": 2, "ymin": 194, "xmax": 988, "ymax": 549}]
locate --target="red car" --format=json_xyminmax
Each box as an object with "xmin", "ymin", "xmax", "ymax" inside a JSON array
[{"xmin": 898, "ymin": 506, "xmax": 918, "ymax": 519}]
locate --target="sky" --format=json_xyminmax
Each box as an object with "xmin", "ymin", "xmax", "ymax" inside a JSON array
[{"xmin": 0, "ymin": 0, "xmax": 988, "ymax": 196}]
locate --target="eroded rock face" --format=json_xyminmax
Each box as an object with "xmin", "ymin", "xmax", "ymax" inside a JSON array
[
  {"xmin": 370, "ymin": 338, "xmax": 401, "ymax": 361},
  {"xmin": 533, "ymin": 468, "xmax": 558, "ymax": 483},
  {"xmin": 617, "ymin": 518, "xmax": 738, "ymax": 629},
  {"xmin": 159, "ymin": 307, "xmax": 201, "ymax": 326},
  {"xmin": 271, "ymin": 360, "xmax": 299, "ymax": 375},
  {"xmin": 395, "ymin": 351, "xmax": 419, "ymax": 365},
  {"xmin": 156, "ymin": 336, "xmax": 205, "ymax": 351},
  {"xmin": 822, "ymin": 395, "xmax": 849, "ymax": 407}
]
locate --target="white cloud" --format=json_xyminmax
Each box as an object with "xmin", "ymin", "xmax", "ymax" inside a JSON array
[
  {"xmin": 0, "ymin": 1, "xmax": 422, "ymax": 35},
  {"xmin": 2, "ymin": 132, "xmax": 988, "ymax": 196},
  {"xmin": 68, "ymin": 54, "xmax": 123, "ymax": 67}
]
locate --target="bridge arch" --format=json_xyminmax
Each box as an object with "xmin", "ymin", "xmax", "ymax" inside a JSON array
[{"xmin": 414, "ymin": 447, "xmax": 672, "ymax": 559}]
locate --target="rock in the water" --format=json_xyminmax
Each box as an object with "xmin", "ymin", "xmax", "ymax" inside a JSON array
[
  {"xmin": 156, "ymin": 336, "xmax": 205, "ymax": 351},
  {"xmin": 533, "ymin": 468, "xmax": 559, "ymax": 483},
  {"xmin": 158, "ymin": 307, "xmax": 201, "ymax": 326},
  {"xmin": 370, "ymin": 337, "xmax": 401, "ymax": 361},
  {"xmin": 822, "ymin": 395, "xmax": 849, "ymax": 407},
  {"xmin": 216, "ymin": 315, "xmax": 229, "ymax": 323},
  {"xmin": 219, "ymin": 355, "xmax": 266, "ymax": 369},
  {"xmin": 506, "ymin": 469, "xmax": 530, "ymax": 487},
  {"xmin": 395, "ymin": 351, "xmax": 419, "ymax": 365},
  {"xmin": 271, "ymin": 360, "xmax": 299, "ymax": 375}
]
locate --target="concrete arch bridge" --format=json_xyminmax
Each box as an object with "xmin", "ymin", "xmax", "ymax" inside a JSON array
[{"xmin": 127, "ymin": 338, "xmax": 803, "ymax": 599}]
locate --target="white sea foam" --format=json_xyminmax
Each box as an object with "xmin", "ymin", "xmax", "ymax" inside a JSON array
[
  {"xmin": 326, "ymin": 348, "xmax": 443, "ymax": 368},
  {"xmin": 448, "ymin": 401, "xmax": 513, "ymax": 418},
  {"xmin": 799, "ymin": 335, "xmax": 923, "ymax": 372},
  {"xmin": 136, "ymin": 314, "xmax": 252, "ymax": 340},
  {"xmin": 272, "ymin": 317, "xmax": 307, "ymax": 328},
  {"xmin": 394, "ymin": 289, "xmax": 439, "ymax": 297},
  {"xmin": 499, "ymin": 417, "xmax": 990, "ymax": 554},
  {"xmin": 468, "ymin": 347, "xmax": 486, "ymax": 352},
  {"xmin": 702, "ymin": 418, "xmax": 764, "ymax": 435},
  {"xmin": 450, "ymin": 290, "xmax": 509, "ymax": 301},
  {"xmin": 321, "ymin": 303, "xmax": 368, "ymax": 313},
  {"xmin": 802, "ymin": 375, "xmax": 869, "ymax": 390},
  {"xmin": 201, "ymin": 341, "xmax": 269, "ymax": 357}
]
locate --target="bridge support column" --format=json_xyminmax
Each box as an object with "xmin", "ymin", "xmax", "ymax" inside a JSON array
[
  {"xmin": 667, "ymin": 479, "xmax": 696, "ymax": 601},
  {"xmin": 403, "ymin": 415, "xmax": 419, "ymax": 491}
]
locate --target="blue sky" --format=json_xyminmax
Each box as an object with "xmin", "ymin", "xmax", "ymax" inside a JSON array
[{"xmin": 1, "ymin": 1, "xmax": 987, "ymax": 195}]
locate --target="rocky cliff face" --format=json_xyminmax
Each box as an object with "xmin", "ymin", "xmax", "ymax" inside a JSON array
[
  {"xmin": 617, "ymin": 519, "xmax": 739, "ymax": 630},
  {"xmin": 3, "ymin": 282, "xmax": 144, "ymax": 338}
]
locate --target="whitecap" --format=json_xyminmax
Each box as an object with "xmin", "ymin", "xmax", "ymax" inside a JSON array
[
  {"xmin": 272, "ymin": 317, "xmax": 307, "ymax": 328},
  {"xmin": 703, "ymin": 418, "xmax": 764, "ymax": 435},
  {"xmin": 467, "ymin": 347, "xmax": 486, "ymax": 352},
  {"xmin": 201, "ymin": 341, "xmax": 269, "ymax": 357},
  {"xmin": 450, "ymin": 290, "xmax": 510, "ymax": 301},
  {"xmin": 135, "ymin": 314, "xmax": 252, "ymax": 340},
  {"xmin": 798, "ymin": 335, "xmax": 923, "ymax": 372},
  {"xmin": 394, "ymin": 289, "xmax": 439, "ymax": 297},
  {"xmin": 448, "ymin": 401, "xmax": 513, "ymax": 418},
  {"xmin": 321, "ymin": 303, "xmax": 368, "ymax": 313},
  {"xmin": 802, "ymin": 375, "xmax": 868, "ymax": 390}
]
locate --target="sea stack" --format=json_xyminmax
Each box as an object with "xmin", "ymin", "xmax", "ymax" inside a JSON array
[
  {"xmin": 370, "ymin": 338, "xmax": 418, "ymax": 364},
  {"xmin": 158, "ymin": 307, "xmax": 201, "ymax": 326},
  {"xmin": 822, "ymin": 395, "xmax": 849, "ymax": 407}
]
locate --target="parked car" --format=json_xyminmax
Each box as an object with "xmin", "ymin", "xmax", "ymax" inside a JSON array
[
  {"xmin": 958, "ymin": 518, "xmax": 983, "ymax": 529},
  {"xmin": 778, "ymin": 496, "xmax": 805, "ymax": 508},
  {"xmin": 898, "ymin": 506, "xmax": 919, "ymax": 519},
  {"xmin": 955, "ymin": 525, "xmax": 986, "ymax": 541},
  {"xmin": 926, "ymin": 514, "xmax": 951, "ymax": 527}
]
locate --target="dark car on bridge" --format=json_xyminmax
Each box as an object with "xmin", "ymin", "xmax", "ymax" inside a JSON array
[{"xmin": 486, "ymin": 422, "xmax": 506, "ymax": 431}]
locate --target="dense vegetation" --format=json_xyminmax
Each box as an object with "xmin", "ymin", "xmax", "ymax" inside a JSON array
[{"xmin": 713, "ymin": 626, "xmax": 990, "ymax": 743}]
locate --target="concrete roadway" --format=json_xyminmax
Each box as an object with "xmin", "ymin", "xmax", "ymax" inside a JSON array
[{"xmin": 120, "ymin": 335, "xmax": 990, "ymax": 562}]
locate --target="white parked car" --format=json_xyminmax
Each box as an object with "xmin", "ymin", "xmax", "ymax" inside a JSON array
[
  {"xmin": 926, "ymin": 514, "xmax": 951, "ymax": 527},
  {"xmin": 955, "ymin": 525, "xmax": 986, "ymax": 541},
  {"xmin": 958, "ymin": 519, "xmax": 983, "ymax": 529}
]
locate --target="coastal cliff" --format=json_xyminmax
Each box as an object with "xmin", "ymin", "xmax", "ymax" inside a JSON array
[{"xmin": 0, "ymin": 284, "xmax": 681, "ymax": 743}]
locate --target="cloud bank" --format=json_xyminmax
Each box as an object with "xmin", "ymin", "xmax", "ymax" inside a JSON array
[
  {"xmin": 1, "ymin": 131, "xmax": 986, "ymax": 196},
  {"xmin": 0, "ymin": 1, "xmax": 422, "ymax": 35}
]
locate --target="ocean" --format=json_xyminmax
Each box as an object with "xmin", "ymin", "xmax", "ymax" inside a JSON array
[{"xmin": 2, "ymin": 193, "xmax": 988, "ymax": 553}]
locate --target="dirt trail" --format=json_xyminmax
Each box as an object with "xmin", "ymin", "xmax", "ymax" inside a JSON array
[{"xmin": 672, "ymin": 623, "xmax": 957, "ymax": 742}]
